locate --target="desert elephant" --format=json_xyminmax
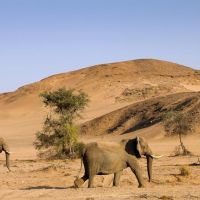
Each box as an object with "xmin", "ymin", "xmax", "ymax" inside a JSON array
[
  {"xmin": 0, "ymin": 137, "xmax": 11, "ymax": 171},
  {"xmin": 74, "ymin": 136, "xmax": 161, "ymax": 188}
]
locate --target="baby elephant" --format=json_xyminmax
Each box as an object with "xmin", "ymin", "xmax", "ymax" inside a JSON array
[
  {"xmin": 0, "ymin": 137, "xmax": 11, "ymax": 171},
  {"xmin": 74, "ymin": 138, "xmax": 146, "ymax": 188}
]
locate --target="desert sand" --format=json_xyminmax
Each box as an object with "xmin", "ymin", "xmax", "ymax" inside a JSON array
[{"xmin": 0, "ymin": 59, "xmax": 200, "ymax": 199}]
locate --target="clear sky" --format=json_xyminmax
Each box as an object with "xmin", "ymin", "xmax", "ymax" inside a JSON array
[{"xmin": 0, "ymin": 0, "xmax": 200, "ymax": 93}]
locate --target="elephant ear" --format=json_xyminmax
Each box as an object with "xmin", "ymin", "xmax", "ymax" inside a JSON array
[{"xmin": 136, "ymin": 136, "xmax": 142, "ymax": 157}]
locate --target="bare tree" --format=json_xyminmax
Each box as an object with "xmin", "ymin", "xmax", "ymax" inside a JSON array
[{"xmin": 163, "ymin": 111, "xmax": 192, "ymax": 156}]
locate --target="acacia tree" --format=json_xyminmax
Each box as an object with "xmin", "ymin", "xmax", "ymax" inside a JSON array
[
  {"xmin": 163, "ymin": 111, "xmax": 192, "ymax": 155},
  {"xmin": 34, "ymin": 88, "xmax": 89, "ymax": 158}
]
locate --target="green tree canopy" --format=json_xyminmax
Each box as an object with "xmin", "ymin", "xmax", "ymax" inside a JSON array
[{"xmin": 34, "ymin": 88, "xmax": 89, "ymax": 158}]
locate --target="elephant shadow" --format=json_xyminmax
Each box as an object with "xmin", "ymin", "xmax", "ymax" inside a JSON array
[{"xmin": 22, "ymin": 185, "xmax": 74, "ymax": 190}]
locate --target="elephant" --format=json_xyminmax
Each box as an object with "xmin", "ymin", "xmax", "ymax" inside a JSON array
[
  {"xmin": 74, "ymin": 136, "xmax": 160, "ymax": 188},
  {"xmin": 0, "ymin": 137, "xmax": 11, "ymax": 171}
]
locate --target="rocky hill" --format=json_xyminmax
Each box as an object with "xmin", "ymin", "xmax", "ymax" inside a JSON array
[{"xmin": 81, "ymin": 92, "xmax": 200, "ymax": 137}]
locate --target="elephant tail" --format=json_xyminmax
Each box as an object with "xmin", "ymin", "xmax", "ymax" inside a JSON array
[{"xmin": 75, "ymin": 144, "xmax": 86, "ymax": 180}]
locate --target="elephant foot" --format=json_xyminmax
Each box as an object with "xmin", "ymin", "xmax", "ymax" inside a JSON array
[
  {"xmin": 113, "ymin": 183, "xmax": 120, "ymax": 187},
  {"xmin": 138, "ymin": 183, "xmax": 145, "ymax": 188},
  {"xmin": 113, "ymin": 185, "xmax": 120, "ymax": 187},
  {"xmin": 74, "ymin": 178, "xmax": 85, "ymax": 188},
  {"xmin": 88, "ymin": 185, "xmax": 95, "ymax": 188}
]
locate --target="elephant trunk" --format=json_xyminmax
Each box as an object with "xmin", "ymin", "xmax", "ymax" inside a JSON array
[
  {"xmin": 5, "ymin": 152, "xmax": 11, "ymax": 171},
  {"xmin": 146, "ymin": 155, "xmax": 153, "ymax": 182},
  {"xmin": 2, "ymin": 142, "xmax": 11, "ymax": 171}
]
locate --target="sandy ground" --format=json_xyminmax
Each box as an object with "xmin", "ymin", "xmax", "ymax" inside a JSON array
[{"xmin": 0, "ymin": 135, "xmax": 200, "ymax": 200}]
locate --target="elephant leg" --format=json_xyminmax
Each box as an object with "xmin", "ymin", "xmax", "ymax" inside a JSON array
[
  {"xmin": 88, "ymin": 161, "xmax": 98, "ymax": 188},
  {"xmin": 74, "ymin": 174, "xmax": 88, "ymax": 188},
  {"xmin": 127, "ymin": 155, "xmax": 145, "ymax": 188},
  {"xmin": 88, "ymin": 174, "xmax": 95, "ymax": 188},
  {"xmin": 74, "ymin": 157, "xmax": 89, "ymax": 188},
  {"xmin": 113, "ymin": 170, "xmax": 122, "ymax": 186}
]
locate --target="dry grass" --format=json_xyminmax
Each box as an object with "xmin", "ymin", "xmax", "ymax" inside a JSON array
[{"xmin": 179, "ymin": 166, "xmax": 190, "ymax": 176}]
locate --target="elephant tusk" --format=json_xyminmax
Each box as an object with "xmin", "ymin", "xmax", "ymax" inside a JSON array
[{"xmin": 149, "ymin": 154, "xmax": 164, "ymax": 159}]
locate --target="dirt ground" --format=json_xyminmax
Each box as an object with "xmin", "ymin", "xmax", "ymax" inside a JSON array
[{"xmin": 1, "ymin": 137, "xmax": 200, "ymax": 200}]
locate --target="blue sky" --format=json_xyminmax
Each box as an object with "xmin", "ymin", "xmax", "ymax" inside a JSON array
[{"xmin": 0, "ymin": 0, "xmax": 200, "ymax": 92}]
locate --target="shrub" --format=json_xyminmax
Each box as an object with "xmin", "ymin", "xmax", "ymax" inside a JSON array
[
  {"xmin": 74, "ymin": 142, "xmax": 86, "ymax": 158},
  {"xmin": 179, "ymin": 166, "xmax": 190, "ymax": 176}
]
